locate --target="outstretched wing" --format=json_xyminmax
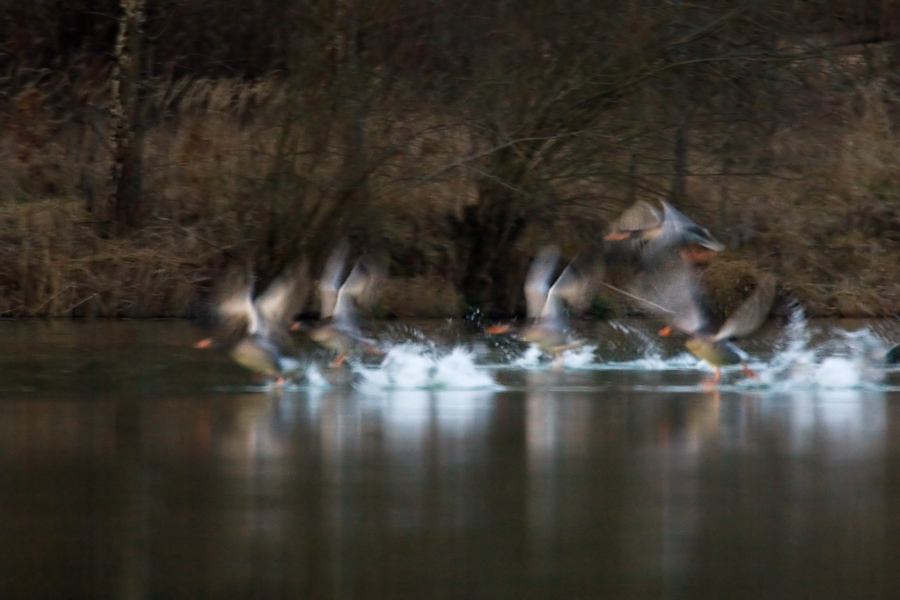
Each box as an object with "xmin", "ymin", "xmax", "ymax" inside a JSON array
[
  {"xmin": 211, "ymin": 259, "xmax": 259, "ymax": 336},
  {"xmin": 254, "ymin": 258, "xmax": 310, "ymax": 329},
  {"xmin": 663, "ymin": 202, "xmax": 723, "ymax": 249},
  {"xmin": 525, "ymin": 246, "xmax": 560, "ymax": 320},
  {"xmin": 642, "ymin": 201, "xmax": 724, "ymax": 266},
  {"xmin": 603, "ymin": 201, "xmax": 663, "ymax": 269},
  {"xmin": 543, "ymin": 252, "xmax": 600, "ymax": 320},
  {"xmin": 333, "ymin": 251, "xmax": 387, "ymax": 327},
  {"xmin": 628, "ymin": 257, "xmax": 708, "ymax": 336},
  {"xmin": 605, "ymin": 200, "xmax": 663, "ymax": 240},
  {"xmin": 714, "ymin": 272, "xmax": 776, "ymax": 341},
  {"xmin": 319, "ymin": 241, "xmax": 350, "ymax": 319}
]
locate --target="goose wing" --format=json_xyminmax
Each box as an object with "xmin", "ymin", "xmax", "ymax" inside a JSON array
[
  {"xmin": 211, "ymin": 260, "xmax": 260, "ymax": 337},
  {"xmin": 629, "ymin": 258, "xmax": 708, "ymax": 335},
  {"xmin": 714, "ymin": 272, "xmax": 776, "ymax": 341},
  {"xmin": 254, "ymin": 258, "xmax": 310, "ymax": 329},
  {"xmin": 636, "ymin": 201, "xmax": 723, "ymax": 267},
  {"xmin": 524, "ymin": 246, "xmax": 561, "ymax": 320},
  {"xmin": 605, "ymin": 200, "xmax": 663, "ymax": 240},
  {"xmin": 659, "ymin": 201, "xmax": 724, "ymax": 251},
  {"xmin": 319, "ymin": 241, "xmax": 350, "ymax": 319},
  {"xmin": 543, "ymin": 252, "xmax": 600, "ymax": 321},
  {"xmin": 333, "ymin": 251, "xmax": 387, "ymax": 328},
  {"xmin": 603, "ymin": 201, "xmax": 664, "ymax": 269}
]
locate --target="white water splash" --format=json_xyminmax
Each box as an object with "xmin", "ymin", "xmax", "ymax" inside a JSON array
[
  {"xmin": 303, "ymin": 363, "xmax": 333, "ymax": 389},
  {"xmin": 816, "ymin": 357, "xmax": 867, "ymax": 389},
  {"xmin": 608, "ymin": 320, "xmax": 666, "ymax": 360},
  {"xmin": 308, "ymin": 309, "xmax": 896, "ymax": 393},
  {"xmin": 561, "ymin": 344, "xmax": 598, "ymax": 368},
  {"xmin": 507, "ymin": 343, "xmax": 597, "ymax": 369},
  {"xmin": 432, "ymin": 346, "xmax": 499, "ymax": 387},
  {"xmin": 510, "ymin": 344, "xmax": 544, "ymax": 368},
  {"xmin": 747, "ymin": 316, "xmax": 887, "ymax": 390},
  {"xmin": 593, "ymin": 351, "xmax": 703, "ymax": 372},
  {"xmin": 778, "ymin": 301, "xmax": 812, "ymax": 356},
  {"xmin": 356, "ymin": 344, "xmax": 498, "ymax": 390}
]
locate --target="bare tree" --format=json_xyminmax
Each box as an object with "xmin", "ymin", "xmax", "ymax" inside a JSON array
[
  {"xmin": 432, "ymin": 2, "xmax": 767, "ymax": 313},
  {"xmin": 105, "ymin": 0, "xmax": 147, "ymax": 235}
]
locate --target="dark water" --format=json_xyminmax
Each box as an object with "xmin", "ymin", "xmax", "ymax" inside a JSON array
[{"xmin": 3, "ymin": 319, "xmax": 900, "ymax": 599}]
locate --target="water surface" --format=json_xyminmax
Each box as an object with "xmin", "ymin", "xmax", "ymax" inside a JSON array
[{"xmin": 3, "ymin": 317, "xmax": 900, "ymax": 598}]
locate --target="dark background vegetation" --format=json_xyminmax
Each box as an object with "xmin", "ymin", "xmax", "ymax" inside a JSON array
[{"xmin": 3, "ymin": 0, "xmax": 900, "ymax": 318}]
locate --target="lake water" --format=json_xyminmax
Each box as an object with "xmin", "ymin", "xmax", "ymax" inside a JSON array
[{"xmin": 4, "ymin": 314, "xmax": 900, "ymax": 598}]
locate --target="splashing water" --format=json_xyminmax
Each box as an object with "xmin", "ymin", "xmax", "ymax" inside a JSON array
[
  {"xmin": 291, "ymin": 310, "xmax": 897, "ymax": 393},
  {"xmin": 816, "ymin": 357, "xmax": 867, "ymax": 389},
  {"xmin": 607, "ymin": 320, "xmax": 666, "ymax": 360},
  {"xmin": 832, "ymin": 329, "xmax": 888, "ymax": 387},
  {"xmin": 754, "ymin": 305, "xmax": 819, "ymax": 388},
  {"xmin": 747, "ymin": 311, "xmax": 888, "ymax": 390},
  {"xmin": 510, "ymin": 345, "xmax": 544, "ymax": 368},
  {"xmin": 777, "ymin": 301, "xmax": 812, "ymax": 356},
  {"xmin": 506, "ymin": 343, "xmax": 597, "ymax": 370},
  {"xmin": 356, "ymin": 344, "xmax": 498, "ymax": 391},
  {"xmin": 303, "ymin": 363, "xmax": 333, "ymax": 389},
  {"xmin": 561, "ymin": 344, "xmax": 597, "ymax": 368}
]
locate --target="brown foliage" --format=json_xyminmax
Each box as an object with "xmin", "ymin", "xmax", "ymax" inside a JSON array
[{"xmin": 4, "ymin": 1, "xmax": 900, "ymax": 317}]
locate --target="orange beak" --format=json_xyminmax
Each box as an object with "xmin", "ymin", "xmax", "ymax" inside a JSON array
[
  {"xmin": 487, "ymin": 324, "xmax": 511, "ymax": 335},
  {"xmin": 658, "ymin": 326, "xmax": 672, "ymax": 337},
  {"xmin": 193, "ymin": 337, "xmax": 213, "ymax": 349},
  {"xmin": 290, "ymin": 322, "xmax": 302, "ymax": 332},
  {"xmin": 603, "ymin": 231, "xmax": 633, "ymax": 241},
  {"xmin": 679, "ymin": 244, "xmax": 719, "ymax": 264}
]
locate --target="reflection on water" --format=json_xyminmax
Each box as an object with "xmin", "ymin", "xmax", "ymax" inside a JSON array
[{"xmin": 3, "ymin": 320, "xmax": 900, "ymax": 598}]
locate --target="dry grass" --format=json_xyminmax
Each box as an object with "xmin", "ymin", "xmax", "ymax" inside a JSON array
[
  {"xmin": 5, "ymin": 69, "xmax": 900, "ymax": 318},
  {"xmin": 381, "ymin": 276, "xmax": 464, "ymax": 318},
  {"xmin": 0, "ymin": 76, "xmax": 482, "ymax": 318},
  {"xmin": 0, "ymin": 200, "xmax": 214, "ymax": 317},
  {"xmin": 678, "ymin": 76, "xmax": 900, "ymax": 318}
]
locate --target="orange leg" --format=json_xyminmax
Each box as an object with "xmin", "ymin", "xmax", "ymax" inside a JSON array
[
  {"xmin": 742, "ymin": 363, "xmax": 758, "ymax": 378},
  {"xmin": 701, "ymin": 367, "xmax": 722, "ymax": 389},
  {"xmin": 551, "ymin": 354, "xmax": 565, "ymax": 371},
  {"xmin": 330, "ymin": 354, "xmax": 349, "ymax": 368}
]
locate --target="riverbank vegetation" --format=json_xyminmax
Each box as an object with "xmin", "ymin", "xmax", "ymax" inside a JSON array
[{"xmin": 3, "ymin": 0, "xmax": 900, "ymax": 318}]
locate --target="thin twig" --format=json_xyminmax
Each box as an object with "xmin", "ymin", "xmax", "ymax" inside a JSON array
[
  {"xmin": 63, "ymin": 293, "xmax": 100, "ymax": 315},
  {"xmin": 600, "ymin": 281, "xmax": 675, "ymax": 316},
  {"xmin": 31, "ymin": 283, "xmax": 76, "ymax": 316}
]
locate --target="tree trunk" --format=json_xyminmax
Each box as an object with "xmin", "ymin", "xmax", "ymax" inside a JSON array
[
  {"xmin": 670, "ymin": 125, "xmax": 688, "ymax": 204},
  {"xmin": 719, "ymin": 157, "xmax": 733, "ymax": 241},
  {"xmin": 451, "ymin": 183, "xmax": 528, "ymax": 316},
  {"xmin": 627, "ymin": 155, "xmax": 637, "ymax": 204},
  {"xmin": 104, "ymin": 0, "xmax": 147, "ymax": 236}
]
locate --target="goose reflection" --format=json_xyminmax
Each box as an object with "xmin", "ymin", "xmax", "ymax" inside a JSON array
[{"xmin": 523, "ymin": 380, "xmax": 596, "ymax": 575}]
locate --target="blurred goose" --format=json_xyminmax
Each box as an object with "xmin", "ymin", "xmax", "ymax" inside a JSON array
[
  {"xmin": 604, "ymin": 200, "xmax": 724, "ymax": 278},
  {"xmin": 633, "ymin": 261, "xmax": 776, "ymax": 386},
  {"xmin": 301, "ymin": 243, "xmax": 387, "ymax": 368},
  {"xmin": 194, "ymin": 259, "xmax": 309, "ymax": 386},
  {"xmin": 488, "ymin": 246, "xmax": 599, "ymax": 370}
]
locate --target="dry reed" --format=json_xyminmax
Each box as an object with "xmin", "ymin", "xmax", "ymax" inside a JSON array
[{"xmin": 5, "ymin": 64, "xmax": 900, "ymax": 318}]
